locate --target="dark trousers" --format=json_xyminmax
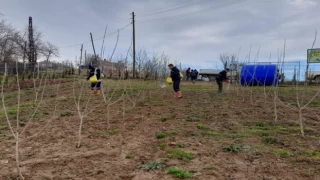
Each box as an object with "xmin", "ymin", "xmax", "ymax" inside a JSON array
[
  {"xmin": 186, "ymin": 74, "xmax": 190, "ymax": 81},
  {"xmin": 91, "ymin": 82, "xmax": 101, "ymax": 90},
  {"xmin": 216, "ymin": 80, "xmax": 223, "ymax": 93},
  {"xmin": 173, "ymin": 80, "xmax": 180, "ymax": 92},
  {"xmin": 191, "ymin": 76, "xmax": 197, "ymax": 83}
]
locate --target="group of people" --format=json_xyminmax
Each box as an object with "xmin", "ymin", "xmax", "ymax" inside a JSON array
[
  {"xmin": 186, "ymin": 68, "xmax": 199, "ymax": 84},
  {"xmin": 168, "ymin": 64, "xmax": 230, "ymax": 97},
  {"xmin": 87, "ymin": 64, "xmax": 230, "ymax": 97}
]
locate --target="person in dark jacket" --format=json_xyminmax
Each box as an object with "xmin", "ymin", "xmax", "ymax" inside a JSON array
[
  {"xmin": 191, "ymin": 69, "xmax": 199, "ymax": 84},
  {"xmin": 87, "ymin": 65, "xmax": 101, "ymax": 94},
  {"xmin": 216, "ymin": 68, "xmax": 230, "ymax": 93},
  {"xmin": 168, "ymin": 64, "xmax": 182, "ymax": 98},
  {"xmin": 186, "ymin": 68, "xmax": 191, "ymax": 81}
]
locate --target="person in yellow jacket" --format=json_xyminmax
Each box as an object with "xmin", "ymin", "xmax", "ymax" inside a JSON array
[
  {"xmin": 168, "ymin": 64, "xmax": 182, "ymax": 98},
  {"xmin": 87, "ymin": 65, "xmax": 101, "ymax": 94}
]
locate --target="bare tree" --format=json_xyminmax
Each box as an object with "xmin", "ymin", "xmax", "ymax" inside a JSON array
[
  {"xmin": 219, "ymin": 53, "xmax": 237, "ymax": 69},
  {"xmin": 42, "ymin": 41, "xmax": 59, "ymax": 62},
  {"xmin": 136, "ymin": 48, "xmax": 148, "ymax": 78},
  {"xmin": 0, "ymin": 18, "xmax": 21, "ymax": 63}
]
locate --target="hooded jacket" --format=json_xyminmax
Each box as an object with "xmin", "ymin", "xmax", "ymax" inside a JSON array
[
  {"xmin": 87, "ymin": 65, "xmax": 101, "ymax": 81},
  {"xmin": 216, "ymin": 70, "xmax": 228, "ymax": 81},
  {"xmin": 191, "ymin": 69, "xmax": 198, "ymax": 77},
  {"xmin": 170, "ymin": 66, "xmax": 181, "ymax": 81}
]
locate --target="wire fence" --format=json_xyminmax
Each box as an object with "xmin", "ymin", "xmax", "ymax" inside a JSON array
[
  {"xmin": 1, "ymin": 60, "xmax": 319, "ymax": 84},
  {"xmin": 0, "ymin": 61, "xmax": 74, "ymax": 79},
  {"xmin": 204, "ymin": 61, "xmax": 319, "ymax": 83},
  {"xmin": 244, "ymin": 61, "xmax": 320, "ymax": 83}
]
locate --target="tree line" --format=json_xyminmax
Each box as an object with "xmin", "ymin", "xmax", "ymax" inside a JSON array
[{"xmin": 0, "ymin": 14, "xmax": 59, "ymax": 66}]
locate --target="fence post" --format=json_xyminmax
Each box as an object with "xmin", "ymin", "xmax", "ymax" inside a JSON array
[{"xmin": 37, "ymin": 62, "xmax": 40, "ymax": 79}]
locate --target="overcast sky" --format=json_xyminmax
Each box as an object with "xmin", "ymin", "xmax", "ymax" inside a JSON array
[{"xmin": 0, "ymin": 0, "xmax": 319, "ymax": 69}]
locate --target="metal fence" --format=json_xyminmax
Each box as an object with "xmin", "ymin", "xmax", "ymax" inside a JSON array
[
  {"xmin": 0, "ymin": 62, "xmax": 74, "ymax": 78},
  {"xmin": 209, "ymin": 61, "xmax": 319, "ymax": 82},
  {"xmin": 244, "ymin": 61, "xmax": 320, "ymax": 82}
]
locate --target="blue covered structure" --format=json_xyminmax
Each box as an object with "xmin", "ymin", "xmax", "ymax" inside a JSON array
[{"xmin": 240, "ymin": 64, "xmax": 279, "ymax": 86}]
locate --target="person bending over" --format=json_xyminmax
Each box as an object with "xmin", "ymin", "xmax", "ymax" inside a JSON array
[
  {"xmin": 216, "ymin": 68, "xmax": 230, "ymax": 93},
  {"xmin": 87, "ymin": 65, "xmax": 101, "ymax": 95}
]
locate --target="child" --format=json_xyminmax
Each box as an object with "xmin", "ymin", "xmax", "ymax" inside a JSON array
[{"xmin": 87, "ymin": 65, "xmax": 101, "ymax": 94}]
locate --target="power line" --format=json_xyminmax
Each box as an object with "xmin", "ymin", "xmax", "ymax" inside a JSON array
[
  {"xmin": 136, "ymin": 0, "xmax": 248, "ymax": 23},
  {"xmin": 59, "ymin": 23, "xmax": 131, "ymax": 49},
  {"xmin": 139, "ymin": 0, "xmax": 196, "ymax": 15},
  {"xmin": 139, "ymin": 0, "xmax": 212, "ymax": 17}
]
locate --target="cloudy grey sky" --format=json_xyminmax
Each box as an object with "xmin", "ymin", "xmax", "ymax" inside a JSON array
[{"xmin": 0, "ymin": 0, "xmax": 319, "ymax": 69}]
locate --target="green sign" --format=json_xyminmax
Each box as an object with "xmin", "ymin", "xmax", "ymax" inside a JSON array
[{"xmin": 307, "ymin": 49, "xmax": 320, "ymax": 63}]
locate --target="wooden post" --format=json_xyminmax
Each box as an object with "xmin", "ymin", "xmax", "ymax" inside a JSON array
[
  {"xmin": 4, "ymin": 63, "xmax": 7, "ymax": 76},
  {"xmin": 37, "ymin": 62, "xmax": 39, "ymax": 79}
]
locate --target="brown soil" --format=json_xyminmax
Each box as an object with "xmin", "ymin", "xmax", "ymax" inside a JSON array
[
  {"xmin": 3, "ymin": 79, "xmax": 72, "ymax": 92},
  {"xmin": 0, "ymin": 81, "xmax": 319, "ymax": 180}
]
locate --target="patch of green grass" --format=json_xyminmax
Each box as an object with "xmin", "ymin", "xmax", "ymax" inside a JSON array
[
  {"xmin": 5, "ymin": 93, "xmax": 19, "ymax": 99},
  {"xmin": 125, "ymin": 154, "xmax": 134, "ymax": 159},
  {"xmin": 167, "ymin": 131, "xmax": 178, "ymax": 136},
  {"xmin": 168, "ymin": 149, "xmax": 193, "ymax": 160},
  {"xmin": 201, "ymin": 131, "xmax": 221, "ymax": 137},
  {"xmin": 186, "ymin": 116, "xmax": 199, "ymax": 122},
  {"xmin": 197, "ymin": 124, "xmax": 209, "ymax": 130},
  {"xmin": 60, "ymin": 111, "xmax": 72, "ymax": 117},
  {"xmin": 242, "ymin": 145, "xmax": 252, "ymax": 151},
  {"xmin": 263, "ymin": 136, "xmax": 280, "ymax": 144},
  {"xmin": 58, "ymin": 98, "xmax": 68, "ymax": 102},
  {"xmin": 273, "ymin": 149, "xmax": 292, "ymax": 158},
  {"xmin": 261, "ymin": 132, "xmax": 270, "ymax": 137},
  {"xmin": 177, "ymin": 143, "xmax": 184, "ymax": 148},
  {"xmin": 203, "ymin": 165, "xmax": 216, "ymax": 170},
  {"xmin": 19, "ymin": 103, "xmax": 32, "ymax": 108},
  {"xmin": 90, "ymin": 129, "xmax": 118, "ymax": 136},
  {"xmin": 160, "ymin": 143, "xmax": 167, "ymax": 150},
  {"xmin": 287, "ymin": 126, "xmax": 301, "ymax": 133},
  {"xmin": 33, "ymin": 112, "xmax": 43, "ymax": 118},
  {"xmin": 159, "ymin": 117, "xmax": 167, "ymax": 122},
  {"xmin": 0, "ymin": 125, "xmax": 9, "ymax": 131},
  {"xmin": 252, "ymin": 150, "xmax": 262, "ymax": 156},
  {"xmin": 223, "ymin": 145, "xmax": 241, "ymax": 153},
  {"xmin": 275, "ymin": 125, "xmax": 287, "ymax": 131},
  {"xmin": 156, "ymin": 132, "xmax": 167, "ymax": 139},
  {"xmin": 305, "ymin": 150, "xmax": 320, "ymax": 160},
  {"xmin": 255, "ymin": 122, "xmax": 270, "ymax": 130},
  {"xmin": 141, "ymin": 162, "xmax": 165, "ymax": 170},
  {"xmin": 7, "ymin": 110, "xmax": 18, "ymax": 115},
  {"xmin": 309, "ymin": 101, "xmax": 320, "ymax": 107},
  {"xmin": 153, "ymin": 100, "xmax": 165, "ymax": 106},
  {"xmin": 167, "ymin": 168, "xmax": 192, "ymax": 179}
]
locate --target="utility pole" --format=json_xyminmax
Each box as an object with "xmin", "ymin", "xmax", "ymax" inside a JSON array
[
  {"xmin": 85, "ymin": 50, "xmax": 87, "ymax": 65},
  {"xmin": 90, "ymin": 32, "xmax": 97, "ymax": 66},
  {"xmin": 132, "ymin": 12, "xmax": 136, "ymax": 78},
  {"xmin": 28, "ymin": 17, "xmax": 35, "ymax": 71}
]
